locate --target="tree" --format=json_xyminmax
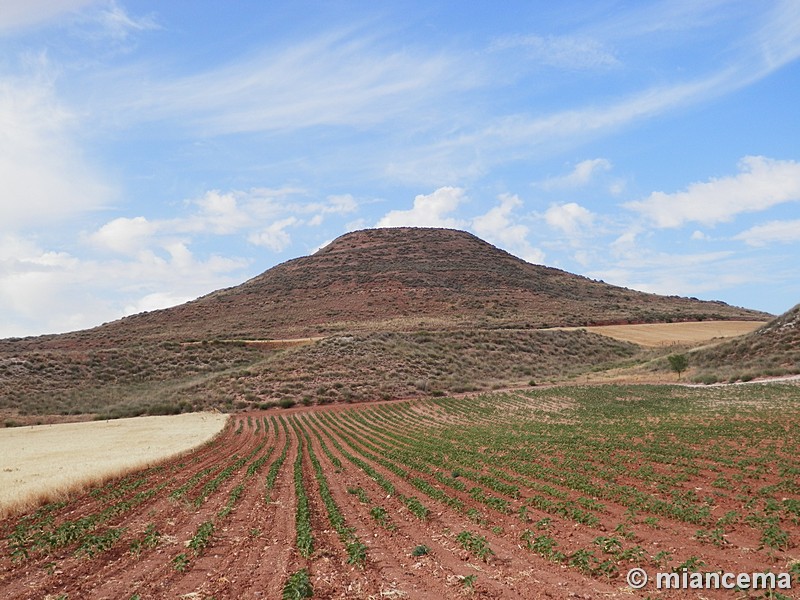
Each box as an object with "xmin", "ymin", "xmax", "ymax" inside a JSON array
[{"xmin": 668, "ymin": 354, "xmax": 689, "ymax": 380}]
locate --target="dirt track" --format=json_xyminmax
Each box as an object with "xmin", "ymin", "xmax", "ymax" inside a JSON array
[{"xmin": 1, "ymin": 396, "xmax": 796, "ymax": 599}]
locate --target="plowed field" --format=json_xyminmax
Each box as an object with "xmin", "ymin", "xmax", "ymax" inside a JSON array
[{"xmin": 2, "ymin": 385, "xmax": 798, "ymax": 599}]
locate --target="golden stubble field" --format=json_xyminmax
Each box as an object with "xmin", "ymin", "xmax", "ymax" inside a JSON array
[
  {"xmin": 0, "ymin": 412, "xmax": 228, "ymax": 518},
  {"xmin": 557, "ymin": 320, "xmax": 767, "ymax": 347}
]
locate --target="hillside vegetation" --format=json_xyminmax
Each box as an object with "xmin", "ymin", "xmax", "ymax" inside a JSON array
[
  {"xmin": 1, "ymin": 329, "xmax": 640, "ymax": 422},
  {"xmin": 688, "ymin": 303, "xmax": 800, "ymax": 383}
]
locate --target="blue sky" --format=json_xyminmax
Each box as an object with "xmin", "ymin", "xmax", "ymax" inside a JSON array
[{"xmin": 1, "ymin": 1, "xmax": 799, "ymax": 337}]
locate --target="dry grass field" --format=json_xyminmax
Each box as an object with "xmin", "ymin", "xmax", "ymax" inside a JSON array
[
  {"xmin": 556, "ymin": 320, "xmax": 767, "ymax": 347},
  {"xmin": 0, "ymin": 412, "xmax": 228, "ymax": 518}
]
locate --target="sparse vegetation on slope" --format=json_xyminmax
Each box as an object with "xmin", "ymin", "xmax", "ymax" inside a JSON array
[
  {"xmin": 0, "ymin": 342, "xmax": 266, "ymax": 421},
  {"xmin": 682, "ymin": 303, "xmax": 800, "ymax": 383},
  {"xmin": 175, "ymin": 328, "xmax": 641, "ymax": 409}
]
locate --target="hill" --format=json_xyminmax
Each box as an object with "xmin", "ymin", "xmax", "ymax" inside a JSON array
[
  {"xmin": 689, "ymin": 303, "xmax": 800, "ymax": 382},
  {"xmin": 1, "ymin": 227, "xmax": 769, "ymax": 352},
  {"xmin": 0, "ymin": 227, "xmax": 773, "ymax": 421}
]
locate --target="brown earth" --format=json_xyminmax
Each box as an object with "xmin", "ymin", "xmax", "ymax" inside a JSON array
[{"xmin": 1, "ymin": 392, "xmax": 796, "ymax": 600}]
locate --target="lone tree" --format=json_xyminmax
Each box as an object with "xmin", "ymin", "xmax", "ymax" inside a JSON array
[{"xmin": 668, "ymin": 354, "xmax": 689, "ymax": 380}]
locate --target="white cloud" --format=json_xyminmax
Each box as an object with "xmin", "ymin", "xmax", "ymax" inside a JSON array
[
  {"xmin": 89, "ymin": 216, "xmax": 157, "ymax": 254},
  {"xmin": 182, "ymin": 190, "xmax": 255, "ymax": 235},
  {"xmin": 734, "ymin": 219, "xmax": 800, "ymax": 246},
  {"xmin": 376, "ymin": 187, "xmax": 467, "ymax": 228},
  {"xmin": 325, "ymin": 194, "xmax": 358, "ymax": 214},
  {"xmin": 95, "ymin": 1, "xmax": 158, "ymax": 40},
  {"xmin": 544, "ymin": 202, "xmax": 595, "ymax": 235},
  {"xmin": 691, "ymin": 230, "xmax": 710, "ymax": 241},
  {"xmin": 539, "ymin": 158, "xmax": 612, "ymax": 190},
  {"xmin": 0, "ymin": 230, "xmax": 251, "ymax": 337},
  {"xmin": 248, "ymin": 217, "xmax": 299, "ymax": 252},
  {"xmin": 611, "ymin": 229, "xmax": 639, "ymax": 253},
  {"xmin": 123, "ymin": 291, "xmax": 193, "ymax": 316},
  {"xmin": 490, "ymin": 34, "xmax": 620, "ymax": 69},
  {"xmin": 87, "ymin": 186, "xmax": 349, "ymax": 260},
  {"xmin": 125, "ymin": 31, "xmax": 473, "ymax": 136},
  {"xmin": 625, "ymin": 156, "xmax": 800, "ymax": 228},
  {"xmin": 0, "ymin": 78, "xmax": 112, "ymax": 230},
  {"xmin": 471, "ymin": 194, "xmax": 544, "ymax": 264},
  {"xmin": 306, "ymin": 194, "xmax": 358, "ymax": 226},
  {"xmin": 588, "ymin": 249, "xmax": 746, "ymax": 299}
]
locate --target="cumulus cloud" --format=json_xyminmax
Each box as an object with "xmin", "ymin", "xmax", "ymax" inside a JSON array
[
  {"xmin": 87, "ymin": 187, "xmax": 326, "ymax": 258},
  {"xmin": 89, "ymin": 216, "xmax": 157, "ymax": 254},
  {"xmin": 376, "ymin": 187, "xmax": 467, "ymax": 228},
  {"xmin": 182, "ymin": 190, "xmax": 255, "ymax": 234},
  {"xmin": 734, "ymin": 219, "xmax": 800, "ymax": 246},
  {"xmin": 625, "ymin": 156, "xmax": 800, "ymax": 228},
  {"xmin": 471, "ymin": 194, "xmax": 544, "ymax": 264},
  {"xmin": 248, "ymin": 217, "xmax": 299, "ymax": 252},
  {"xmin": 544, "ymin": 202, "xmax": 595, "ymax": 235},
  {"xmin": 0, "ymin": 230, "xmax": 251, "ymax": 337}
]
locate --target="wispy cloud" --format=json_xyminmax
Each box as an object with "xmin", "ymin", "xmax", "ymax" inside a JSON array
[
  {"xmin": 95, "ymin": 1, "xmax": 159, "ymax": 40},
  {"xmin": 749, "ymin": 0, "xmax": 800, "ymax": 71},
  {"xmin": 538, "ymin": 158, "xmax": 612, "ymax": 190},
  {"xmin": 123, "ymin": 30, "xmax": 474, "ymax": 136},
  {"xmin": 734, "ymin": 219, "xmax": 800, "ymax": 246},
  {"xmin": 489, "ymin": 34, "xmax": 620, "ymax": 69}
]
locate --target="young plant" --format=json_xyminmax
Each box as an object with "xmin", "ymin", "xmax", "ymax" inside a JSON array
[
  {"xmin": 282, "ymin": 568, "xmax": 313, "ymax": 600},
  {"xmin": 411, "ymin": 544, "xmax": 430, "ymax": 557}
]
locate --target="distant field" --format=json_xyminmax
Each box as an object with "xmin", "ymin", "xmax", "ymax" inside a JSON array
[
  {"xmin": 0, "ymin": 412, "xmax": 227, "ymax": 517},
  {"xmin": 556, "ymin": 320, "xmax": 767, "ymax": 347}
]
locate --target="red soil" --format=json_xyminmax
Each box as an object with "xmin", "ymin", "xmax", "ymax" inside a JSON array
[{"xmin": 0, "ymin": 401, "xmax": 796, "ymax": 600}]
